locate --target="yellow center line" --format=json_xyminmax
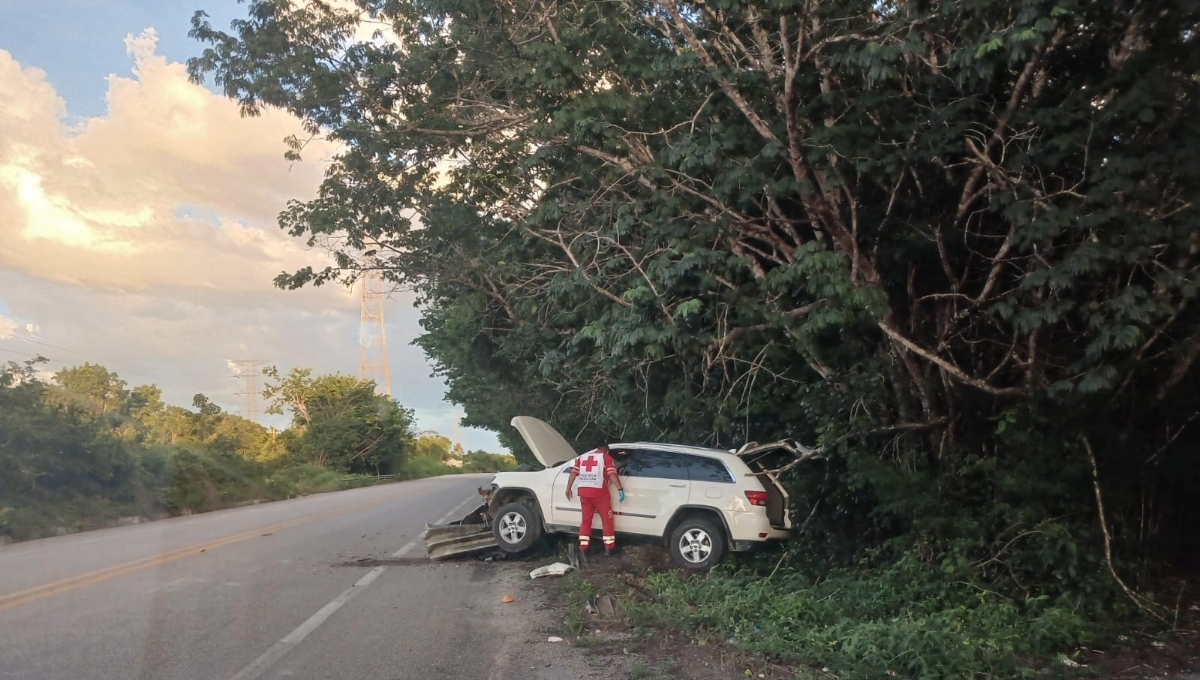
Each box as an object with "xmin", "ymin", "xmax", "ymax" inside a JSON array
[{"xmin": 0, "ymin": 496, "xmax": 393, "ymax": 613}]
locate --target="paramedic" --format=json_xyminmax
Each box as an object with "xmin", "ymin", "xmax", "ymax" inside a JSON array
[{"xmin": 565, "ymin": 445, "xmax": 624, "ymax": 555}]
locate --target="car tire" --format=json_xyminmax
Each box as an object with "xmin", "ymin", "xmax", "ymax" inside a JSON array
[
  {"xmin": 492, "ymin": 501, "xmax": 543, "ymax": 554},
  {"xmin": 668, "ymin": 515, "xmax": 726, "ymax": 570}
]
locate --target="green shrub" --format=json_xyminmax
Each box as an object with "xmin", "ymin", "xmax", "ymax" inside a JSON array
[
  {"xmin": 265, "ymin": 463, "xmax": 344, "ymax": 497},
  {"xmin": 461, "ymin": 451, "xmax": 518, "ymax": 473},
  {"xmin": 160, "ymin": 445, "xmax": 269, "ymax": 515},
  {"xmin": 639, "ymin": 548, "xmax": 1098, "ymax": 680},
  {"xmin": 398, "ymin": 456, "xmax": 462, "ymax": 480}
]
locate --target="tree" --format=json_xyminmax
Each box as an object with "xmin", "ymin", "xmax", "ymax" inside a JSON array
[
  {"xmin": 52, "ymin": 363, "xmax": 130, "ymax": 418},
  {"xmin": 461, "ymin": 450, "xmax": 518, "ymax": 473},
  {"xmin": 415, "ymin": 433, "xmax": 451, "ymax": 460},
  {"xmin": 263, "ymin": 367, "xmax": 416, "ymax": 474},
  {"xmin": 190, "ymin": 0, "xmax": 1200, "ymax": 586},
  {"xmin": 0, "ymin": 359, "xmax": 137, "ymax": 498},
  {"xmin": 412, "ymin": 432, "xmax": 453, "ymax": 460},
  {"xmin": 191, "ymin": 393, "xmax": 223, "ymax": 416}
]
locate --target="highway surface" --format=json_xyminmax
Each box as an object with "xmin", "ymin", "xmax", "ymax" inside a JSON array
[{"xmin": 0, "ymin": 475, "xmax": 594, "ymax": 680}]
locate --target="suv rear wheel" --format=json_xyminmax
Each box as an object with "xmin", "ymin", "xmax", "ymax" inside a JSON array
[
  {"xmin": 492, "ymin": 501, "xmax": 542, "ymax": 554},
  {"xmin": 668, "ymin": 515, "xmax": 726, "ymax": 570}
]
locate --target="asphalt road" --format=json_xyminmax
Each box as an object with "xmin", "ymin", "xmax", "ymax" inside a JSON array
[{"xmin": 0, "ymin": 475, "xmax": 595, "ymax": 680}]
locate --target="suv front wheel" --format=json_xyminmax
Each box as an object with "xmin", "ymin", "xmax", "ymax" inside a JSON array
[
  {"xmin": 668, "ymin": 515, "xmax": 726, "ymax": 570},
  {"xmin": 492, "ymin": 501, "xmax": 543, "ymax": 554}
]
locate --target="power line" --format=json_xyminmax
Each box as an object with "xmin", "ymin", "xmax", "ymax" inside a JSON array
[
  {"xmin": 0, "ymin": 333, "xmax": 76, "ymax": 354},
  {"xmin": 0, "ymin": 346, "xmax": 43, "ymax": 358},
  {"xmin": 0, "ymin": 332, "xmax": 212, "ymax": 379}
]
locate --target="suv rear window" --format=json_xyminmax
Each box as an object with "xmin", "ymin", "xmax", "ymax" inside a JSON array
[
  {"xmin": 621, "ymin": 449, "xmax": 689, "ymax": 481},
  {"xmin": 686, "ymin": 455, "xmax": 734, "ymax": 483}
]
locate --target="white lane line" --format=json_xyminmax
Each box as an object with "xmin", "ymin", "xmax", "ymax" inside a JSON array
[
  {"xmin": 226, "ymin": 494, "xmax": 480, "ymax": 680},
  {"xmin": 227, "ymin": 567, "xmax": 385, "ymax": 680},
  {"xmin": 392, "ymin": 540, "xmax": 419, "ymax": 558}
]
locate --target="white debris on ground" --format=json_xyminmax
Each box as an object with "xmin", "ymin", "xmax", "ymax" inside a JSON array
[{"xmin": 530, "ymin": 562, "xmax": 574, "ymax": 579}]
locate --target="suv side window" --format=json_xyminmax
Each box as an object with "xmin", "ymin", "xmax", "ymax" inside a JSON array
[
  {"xmin": 686, "ymin": 455, "xmax": 735, "ymax": 483},
  {"xmin": 622, "ymin": 449, "xmax": 689, "ymax": 481}
]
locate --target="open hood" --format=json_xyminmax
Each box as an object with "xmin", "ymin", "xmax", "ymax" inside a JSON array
[{"xmin": 510, "ymin": 416, "xmax": 578, "ymax": 468}]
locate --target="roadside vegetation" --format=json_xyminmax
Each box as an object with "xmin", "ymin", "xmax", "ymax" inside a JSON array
[
  {"xmin": 186, "ymin": 1, "xmax": 1199, "ymax": 676},
  {"xmin": 0, "ymin": 358, "xmax": 515, "ymax": 543}
]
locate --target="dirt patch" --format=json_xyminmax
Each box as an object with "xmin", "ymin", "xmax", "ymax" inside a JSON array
[{"xmin": 1073, "ymin": 631, "xmax": 1200, "ymax": 679}]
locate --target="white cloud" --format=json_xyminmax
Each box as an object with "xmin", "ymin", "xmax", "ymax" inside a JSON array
[
  {"xmin": 0, "ymin": 31, "xmax": 501, "ymax": 452},
  {"xmin": 0, "ymin": 30, "xmax": 344, "ymax": 296},
  {"xmin": 0, "ymin": 315, "xmax": 19, "ymax": 339},
  {"xmin": 0, "ymin": 313, "xmax": 39, "ymax": 340}
]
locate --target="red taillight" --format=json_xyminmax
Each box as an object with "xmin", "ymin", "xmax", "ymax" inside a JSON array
[{"xmin": 745, "ymin": 490, "xmax": 769, "ymax": 507}]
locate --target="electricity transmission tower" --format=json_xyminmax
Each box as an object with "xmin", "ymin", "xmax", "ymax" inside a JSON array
[
  {"xmin": 231, "ymin": 360, "xmax": 268, "ymax": 422},
  {"xmin": 359, "ymin": 259, "xmax": 391, "ymax": 397}
]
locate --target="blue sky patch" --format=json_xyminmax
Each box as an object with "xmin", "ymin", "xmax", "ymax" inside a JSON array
[{"xmin": 0, "ymin": 0, "xmax": 246, "ymax": 119}]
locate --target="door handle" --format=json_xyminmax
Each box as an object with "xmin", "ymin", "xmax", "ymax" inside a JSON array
[{"xmin": 669, "ymin": 483, "xmax": 686, "ymax": 488}]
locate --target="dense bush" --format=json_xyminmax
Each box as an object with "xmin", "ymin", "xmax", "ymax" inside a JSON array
[
  {"xmin": 640, "ymin": 546, "xmax": 1105, "ymax": 680},
  {"xmin": 0, "ymin": 359, "xmax": 481, "ymax": 542}
]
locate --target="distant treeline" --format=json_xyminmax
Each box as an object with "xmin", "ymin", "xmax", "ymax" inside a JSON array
[{"xmin": 0, "ymin": 358, "xmax": 514, "ymax": 542}]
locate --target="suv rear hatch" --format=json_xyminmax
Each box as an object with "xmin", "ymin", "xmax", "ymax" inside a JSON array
[{"xmin": 736, "ymin": 440, "xmax": 818, "ymax": 530}]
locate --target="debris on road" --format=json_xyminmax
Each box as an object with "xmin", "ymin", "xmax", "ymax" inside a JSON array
[
  {"xmin": 530, "ymin": 562, "xmax": 574, "ymax": 579},
  {"xmin": 502, "ymin": 594, "xmax": 515, "ymax": 603},
  {"xmin": 547, "ymin": 636, "xmax": 564, "ymax": 643}
]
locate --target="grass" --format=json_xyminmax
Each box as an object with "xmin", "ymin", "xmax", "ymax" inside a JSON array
[
  {"xmin": 398, "ymin": 456, "xmax": 465, "ymax": 480},
  {"xmin": 1, "ymin": 456, "xmax": 451, "ymax": 544},
  {"xmin": 626, "ymin": 553, "xmax": 1101, "ymax": 680},
  {"xmin": 548, "ymin": 544, "xmax": 1137, "ymax": 680},
  {"xmin": 630, "ymin": 656, "xmax": 676, "ymax": 679}
]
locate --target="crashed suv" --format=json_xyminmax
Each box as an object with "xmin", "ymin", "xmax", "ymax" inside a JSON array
[{"xmin": 481, "ymin": 416, "xmax": 805, "ymax": 570}]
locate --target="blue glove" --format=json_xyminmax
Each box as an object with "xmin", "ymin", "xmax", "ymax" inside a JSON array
[{"xmin": 618, "ymin": 489, "xmax": 625, "ymax": 503}]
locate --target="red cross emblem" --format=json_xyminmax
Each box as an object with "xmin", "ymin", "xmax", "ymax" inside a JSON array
[{"xmin": 580, "ymin": 455, "xmax": 599, "ymax": 472}]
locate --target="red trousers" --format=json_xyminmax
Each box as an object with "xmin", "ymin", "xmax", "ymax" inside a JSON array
[{"xmin": 578, "ymin": 488, "xmax": 615, "ymax": 549}]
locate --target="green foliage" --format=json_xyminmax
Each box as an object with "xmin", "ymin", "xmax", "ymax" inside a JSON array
[
  {"xmin": 189, "ymin": 0, "xmax": 1200, "ymax": 674},
  {"xmin": 263, "ymin": 366, "xmax": 416, "ymax": 474},
  {"xmin": 0, "ymin": 359, "xmax": 469, "ymax": 542},
  {"xmin": 397, "ymin": 455, "xmax": 462, "ymax": 480},
  {"xmin": 413, "ymin": 432, "xmax": 454, "ymax": 461},
  {"xmin": 159, "ymin": 444, "xmax": 269, "ymax": 515},
  {"xmin": 637, "ymin": 546, "xmax": 1097, "ymax": 680},
  {"xmin": 264, "ymin": 463, "xmax": 343, "ymax": 497},
  {"xmin": 460, "ymin": 450, "xmax": 518, "ymax": 473}
]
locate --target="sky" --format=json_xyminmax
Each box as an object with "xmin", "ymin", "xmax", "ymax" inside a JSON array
[{"xmin": 0, "ymin": 1, "xmax": 503, "ymax": 452}]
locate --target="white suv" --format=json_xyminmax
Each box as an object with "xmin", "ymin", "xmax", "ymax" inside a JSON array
[{"xmin": 481, "ymin": 416, "xmax": 803, "ymax": 570}]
